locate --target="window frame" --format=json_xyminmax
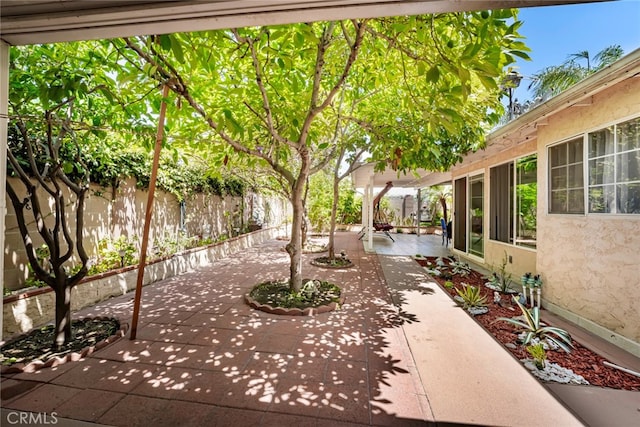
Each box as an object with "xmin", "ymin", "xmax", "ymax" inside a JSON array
[
  {"xmin": 468, "ymin": 172, "xmax": 485, "ymax": 258},
  {"xmin": 546, "ymin": 114, "xmax": 640, "ymax": 217},
  {"xmin": 587, "ymin": 116, "xmax": 640, "ymax": 214},
  {"xmin": 453, "ymin": 169, "xmax": 485, "ymax": 261},
  {"xmin": 489, "ymin": 153, "xmax": 537, "ymax": 250},
  {"xmin": 547, "ymin": 135, "xmax": 586, "ymax": 215}
]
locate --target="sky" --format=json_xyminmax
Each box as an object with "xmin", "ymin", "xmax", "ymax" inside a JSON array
[{"xmin": 511, "ymin": 0, "xmax": 640, "ymax": 102}]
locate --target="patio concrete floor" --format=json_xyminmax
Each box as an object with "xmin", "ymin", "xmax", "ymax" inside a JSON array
[{"xmin": 1, "ymin": 232, "xmax": 637, "ymax": 426}]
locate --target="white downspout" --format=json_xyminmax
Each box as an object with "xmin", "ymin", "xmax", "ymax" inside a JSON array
[
  {"xmin": 361, "ymin": 184, "xmax": 368, "ymax": 250},
  {"xmin": 1, "ymin": 41, "xmax": 9, "ymax": 304},
  {"xmin": 416, "ymin": 188, "xmax": 421, "ymax": 236}
]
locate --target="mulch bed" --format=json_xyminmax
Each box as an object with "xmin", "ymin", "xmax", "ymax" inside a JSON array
[
  {"xmin": 246, "ymin": 279, "xmax": 344, "ymax": 316},
  {"xmin": 1, "ymin": 317, "xmax": 127, "ymax": 373},
  {"xmin": 415, "ymin": 256, "xmax": 640, "ymax": 391},
  {"xmin": 310, "ymin": 256, "xmax": 354, "ymax": 269}
]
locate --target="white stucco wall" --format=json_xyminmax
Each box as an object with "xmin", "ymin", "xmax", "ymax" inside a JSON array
[
  {"xmin": 536, "ymin": 76, "xmax": 640, "ymax": 347},
  {"xmin": 4, "ymin": 177, "xmax": 285, "ymax": 290}
]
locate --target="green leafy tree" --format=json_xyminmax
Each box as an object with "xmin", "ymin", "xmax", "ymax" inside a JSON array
[
  {"xmin": 115, "ymin": 11, "xmax": 528, "ymax": 291},
  {"xmin": 337, "ymin": 179, "xmax": 361, "ymax": 225},
  {"xmin": 5, "ymin": 43, "xmax": 136, "ymax": 347},
  {"xmin": 307, "ymin": 172, "xmax": 334, "ymax": 233},
  {"xmin": 325, "ymin": 146, "xmax": 367, "ymax": 260}
]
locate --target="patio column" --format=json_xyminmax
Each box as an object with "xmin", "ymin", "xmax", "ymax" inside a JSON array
[
  {"xmin": 361, "ymin": 184, "xmax": 368, "ymax": 236},
  {"xmin": 366, "ymin": 174, "xmax": 374, "ymax": 251},
  {"xmin": 416, "ymin": 188, "xmax": 421, "ymax": 236},
  {"xmin": 0, "ymin": 41, "xmax": 9, "ymax": 288}
]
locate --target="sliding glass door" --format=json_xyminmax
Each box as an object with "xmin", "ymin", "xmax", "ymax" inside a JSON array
[
  {"xmin": 469, "ymin": 174, "xmax": 484, "ymax": 258},
  {"xmin": 454, "ymin": 177, "xmax": 467, "ymax": 252}
]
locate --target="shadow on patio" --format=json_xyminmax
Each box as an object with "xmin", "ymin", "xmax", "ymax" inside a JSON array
[{"xmin": 2, "ymin": 232, "xmax": 442, "ymax": 426}]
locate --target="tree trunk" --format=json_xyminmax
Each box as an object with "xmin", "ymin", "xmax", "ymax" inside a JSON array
[
  {"xmin": 440, "ymin": 196, "xmax": 448, "ymax": 224},
  {"xmin": 301, "ymin": 210, "xmax": 309, "ymax": 249},
  {"xmin": 287, "ymin": 178, "xmax": 306, "ymax": 293},
  {"xmin": 54, "ymin": 282, "xmax": 72, "ymax": 348},
  {"xmin": 327, "ymin": 177, "xmax": 340, "ymax": 260},
  {"xmin": 300, "ymin": 178, "xmax": 310, "ymax": 249}
]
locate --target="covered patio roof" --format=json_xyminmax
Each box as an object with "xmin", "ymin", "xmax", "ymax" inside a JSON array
[
  {"xmin": 0, "ymin": 0, "xmax": 598, "ymax": 45},
  {"xmin": 351, "ymin": 163, "xmax": 451, "ymax": 190}
]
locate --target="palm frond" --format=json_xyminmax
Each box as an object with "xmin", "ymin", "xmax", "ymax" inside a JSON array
[
  {"xmin": 528, "ymin": 64, "xmax": 587, "ymax": 99},
  {"xmin": 594, "ymin": 45, "xmax": 624, "ymax": 70},
  {"xmin": 527, "ymin": 45, "xmax": 625, "ymax": 100}
]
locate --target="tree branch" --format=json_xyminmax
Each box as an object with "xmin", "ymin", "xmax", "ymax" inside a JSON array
[
  {"xmin": 232, "ymin": 29, "xmax": 292, "ymax": 147},
  {"xmin": 5, "ymin": 183, "xmax": 53, "ymax": 286},
  {"xmin": 122, "ymin": 36, "xmax": 297, "ymax": 186},
  {"xmin": 299, "ymin": 20, "xmax": 367, "ymax": 144}
]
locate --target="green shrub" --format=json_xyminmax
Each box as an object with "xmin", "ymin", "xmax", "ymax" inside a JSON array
[
  {"xmin": 24, "ymin": 276, "xmax": 47, "ymax": 289},
  {"xmin": 526, "ymin": 343, "xmax": 547, "ymax": 370},
  {"xmin": 89, "ymin": 237, "xmax": 138, "ymax": 275}
]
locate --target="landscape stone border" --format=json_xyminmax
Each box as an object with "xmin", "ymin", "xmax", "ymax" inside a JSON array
[
  {"xmin": 245, "ymin": 293, "xmax": 346, "ymax": 316},
  {"xmin": 310, "ymin": 257, "xmax": 354, "ymax": 269},
  {"xmin": 0, "ymin": 316, "xmax": 129, "ymax": 374}
]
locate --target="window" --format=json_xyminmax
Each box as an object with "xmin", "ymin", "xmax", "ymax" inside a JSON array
[
  {"xmin": 588, "ymin": 117, "xmax": 640, "ymax": 214},
  {"xmin": 489, "ymin": 163, "xmax": 513, "ymax": 243},
  {"xmin": 454, "ymin": 177, "xmax": 467, "ymax": 252},
  {"xmin": 469, "ymin": 174, "xmax": 484, "ymax": 257},
  {"xmin": 549, "ymin": 138, "xmax": 584, "ymax": 214},
  {"xmin": 453, "ymin": 174, "xmax": 484, "ymax": 258},
  {"xmin": 490, "ymin": 155, "xmax": 537, "ymax": 249},
  {"xmin": 516, "ymin": 155, "xmax": 537, "ymax": 249}
]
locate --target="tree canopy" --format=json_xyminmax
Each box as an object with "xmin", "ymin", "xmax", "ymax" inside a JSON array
[
  {"xmin": 108, "ymin": 10, "xmax": 529, "ymax": 290},
  {"xmin": 9, "ymin": 9, "xmax": 531, "ymax": 293}
]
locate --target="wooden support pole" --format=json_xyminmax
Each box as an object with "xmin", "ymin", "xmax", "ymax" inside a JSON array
[{"xmin": 130, "ymin": 84, "xmax": 169, "ymax": 340}]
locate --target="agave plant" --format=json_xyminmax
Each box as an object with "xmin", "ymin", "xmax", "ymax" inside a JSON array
[
  {"xmin": 450, "ymin": 259, "xmax": 471, "ymax": 277},
  {"xmin": 496, "ymin": 299, "xmax": 574, "ymax": 353},
  {"xmin": 455, "ymin": 283, "xmax": 488, "ymax": 309}
]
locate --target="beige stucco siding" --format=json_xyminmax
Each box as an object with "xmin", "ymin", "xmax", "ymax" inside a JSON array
[
  {"xmin": 483, "ymin": 241, "xmax": 536, "ymax": 282},
  {"xmin": 536, "ymin": 76, "xmax": 640, "ymax": 343}
]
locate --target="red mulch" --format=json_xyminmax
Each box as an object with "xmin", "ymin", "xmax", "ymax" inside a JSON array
[{"xmin": 415, "ymin": 256, "xmax": 640, "ymax": 391}]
